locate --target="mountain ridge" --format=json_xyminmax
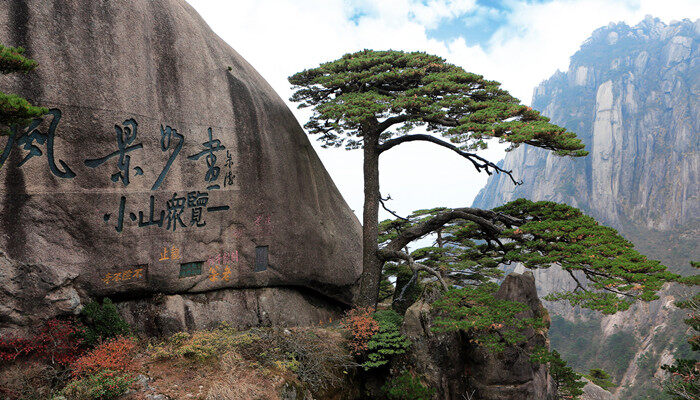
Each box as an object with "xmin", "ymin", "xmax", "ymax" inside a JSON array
[{"xmin": 473, "ymin": 16, "xmax": 699, "ymax": 399}]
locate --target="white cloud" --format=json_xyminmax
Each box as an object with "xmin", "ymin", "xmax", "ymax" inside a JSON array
[
  {"xmin": 186, "ymin": 0, "xmax": 699, "ymax": 219},
  {"xmin": 409, "ymin": 0, "xmax": 478, "ymax": 28}
]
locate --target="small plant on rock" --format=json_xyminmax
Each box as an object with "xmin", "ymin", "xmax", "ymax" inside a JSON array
[
  {"xmin": 362, "ymin": 310, "xmax": 411, "ymax": 370},
  {"xmin": 584, "ymin": 368, "xmax": 615, "ymax": 391},
  {"xmin": 341, "ymin": 307, "xmax": 380, "ymax": 355},
  {"xmin": 381, "ymin": 371, "xmax": 435, "ymax": 400},
  {"xmin": 0, "ymin": 44, "xmax": 48, "ymax": 141}
]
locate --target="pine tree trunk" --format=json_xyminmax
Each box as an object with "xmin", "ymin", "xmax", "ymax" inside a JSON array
[{"xmin": 356, "ymin": 133, "xmax": 382, "ymax": 307}]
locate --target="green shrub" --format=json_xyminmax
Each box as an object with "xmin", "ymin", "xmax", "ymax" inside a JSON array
[
  {"xmin": 432, "ymin": 283, "xmax": 545, "ymax": 352},
  {"xmin": 80, "ymin": 298, "xmax": 130, "ymax": 346},
  {"xmin": 362, "ymin": 310, "xmax": 411, "ymax": 370},
  {"xmin": 531, "ymin": 347, "xmax": 586, "ymax": 400},
  {"xmin": 584, "ymin": 368, "xmax": 615, "ymax": 391},
  {"xmin": 382, "ymin": 372, "xmax": 434, "ymax": 400},
  {"xmin": 58, "ymin": 370, "xmax": 133, "ymax": 400}
]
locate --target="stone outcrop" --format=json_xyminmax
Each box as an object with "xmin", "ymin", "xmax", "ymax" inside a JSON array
[
  {"xmin": 402, "ymin": 272, "xmax": 556, "ymax": 400},
  {"xmin": 117, "ymin": 287, "xmax": 345, "ymax": 336},
  {"xmin": 0, "ymin": 0, "xmax": 361, "ymax": 335},
  {"xmin": 473, "ymin": 17, "xmax": 698, "ymax": 398},
  {"xmin": 581, "ymin": 379, "xmax": 614, "ymax": 400}
]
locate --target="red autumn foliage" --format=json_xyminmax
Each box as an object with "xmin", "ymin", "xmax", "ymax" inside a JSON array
[
  {"xmin": 71, "ymin": 336, "xmax": 137, "ymax": 377},
  {"xmin": 341, "ymin": 307, "xmax": 379, "ymax": 355},
  {"xmin": 0, "ymin": 318, "xmax": 86, "ymax": 365}
]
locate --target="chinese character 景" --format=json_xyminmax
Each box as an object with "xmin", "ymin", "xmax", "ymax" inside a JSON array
[{"xmin": 84, "ymin": 118, "xmax": 143, "ymax": 186}]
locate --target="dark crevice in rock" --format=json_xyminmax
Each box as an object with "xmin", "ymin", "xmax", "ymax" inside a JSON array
[
  {"xmin": 1, "ymin": 151, "xmax": 29, "ymax": 262},
  {"xmin": 98, "ymin": 283, "xmax": 351, "ymax": 312}
]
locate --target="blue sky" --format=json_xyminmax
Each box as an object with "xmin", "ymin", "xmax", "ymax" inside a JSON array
[
  {"xmin": 349, "ymin": 0, "xmax": 558, "ymax": 46},
  {"xmin": 425, "ymin": 0, "xmax": 543, "ymax": 45}
]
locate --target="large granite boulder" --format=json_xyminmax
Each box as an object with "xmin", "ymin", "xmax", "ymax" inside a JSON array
[{"xmin": 0, "ymin": 0, "xmax": 361, "ymax": 335}]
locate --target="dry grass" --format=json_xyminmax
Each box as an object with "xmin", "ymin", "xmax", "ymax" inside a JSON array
[
  {"xmin": 206, "ymin": 352, "xmax": 286, "ymax": 400},
  {"xmin": 1, "ymin": 324, "xmax": 358, "ymax": 400},
  {"xmin": 233, "ymin": 327, "xmax": 357, "ymax": 394},
  {"xmin": 133, "ymin": 325, "xmax": 356, "ymax": 399},
  {"xmin": 0, "ymin": 360, "xmax": 66, "ymax": 400}
]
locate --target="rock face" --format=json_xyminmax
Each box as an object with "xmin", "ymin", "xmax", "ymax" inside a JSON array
[
  {"xmin": 474, "ymin": 17, "xmax": 699, "ymax": 236},
  {"xmin": 473, "ymin": 17, "xmax": 698, "ymax": 398},
  {"xmin": 0, "ymin": 0, "xmax": 362, "ymax": 335},
  {"xmin": 581, "ymin": 379, "xmax": 614, "ymax": 400},
  {"xmin": 117, "ymin": 287, "xmax": 346, "ymax": 336},
  {"xmin": 402, "ymin": 272, "xmax": 556, "ymax": 400}
]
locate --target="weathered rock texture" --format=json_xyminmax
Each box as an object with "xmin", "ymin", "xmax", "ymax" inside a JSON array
[
  {"xmin": 0, "ymin": 0, "xmax": 361, "ymax": 335},
  {"xmin": 117, "ymin": 287, "xmax": 346, "ymax": 336},
  {"xmin": 402, "ymin": 272, "xmax": 556, "ymax": 400},
  {"xmin": 580, "ymin": 379, "xmax": 614, "ymax": 400},
  {"xmin": 473, "ymin": 17, "xmax": 698, "ymax": 398}
]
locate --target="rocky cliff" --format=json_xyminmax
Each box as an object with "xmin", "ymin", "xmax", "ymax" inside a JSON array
[
  {"xmin": 473, "ymin": 16, "xmax": 699, "ymax": 399},
  {"xmin": 402, "ymin": 272, "xmax": 556, "ymax": 400},
  {"xmin": 0, "ymin": 0, "xmax": 362, "ymax": 336}
]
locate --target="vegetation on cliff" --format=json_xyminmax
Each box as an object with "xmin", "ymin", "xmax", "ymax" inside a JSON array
[{"xmin": 0, "ymin": 44, "xmax": 47, "ymax": 144}]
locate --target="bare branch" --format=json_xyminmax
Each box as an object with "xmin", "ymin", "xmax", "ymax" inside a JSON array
[
  {"xmin": 377, "ymin": 134, "xmax": 521, "ymax": 185},
  {"xmin": 567, "ymin": 270, "xmax": 586, "ymax": 292},
  {"xmin": 379, "ymin": 194, "xmax": 408, "ymax": 221},
  {"xmin": 415, "ymin": 261, "xmax": 449, "ymax": 291}
]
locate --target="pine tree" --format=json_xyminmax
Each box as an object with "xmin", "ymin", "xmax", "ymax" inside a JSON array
[
  {"xmin": 379, "ymin": 199, "xmax": 684, "ymax": 315},
  {"xmin": 289, "ymin": 50, "xmax": 587, "ymax": 306},
  {"xmin": 0, "ymin": 44, "xmax": 47, "ymax": 145}
]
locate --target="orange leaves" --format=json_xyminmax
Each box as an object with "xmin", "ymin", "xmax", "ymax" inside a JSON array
[
  {"xmin": 341, "ymin": 307, "xmax": 379, "ymax": 355},
  {"xmin": 0, "ymin": 318, "xmax": 86, "ymax": 365},
  {"xmin": 71, "ymin": 336, "xmax": 136, "ymax": 378}
]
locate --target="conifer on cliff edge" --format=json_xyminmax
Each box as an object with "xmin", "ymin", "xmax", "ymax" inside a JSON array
[{"xmin": 0, "ymin": 44, "xmax": 47, "ymax": 157}]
